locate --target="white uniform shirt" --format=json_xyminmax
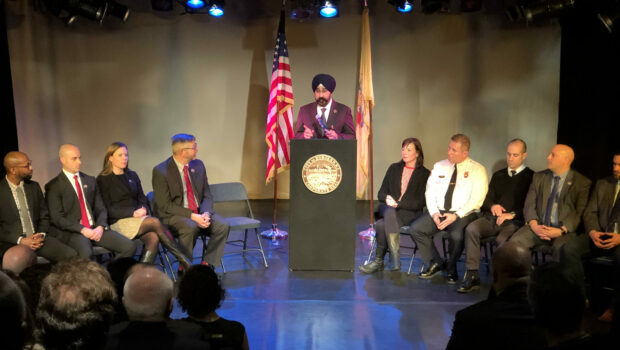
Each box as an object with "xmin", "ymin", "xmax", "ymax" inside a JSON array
[{"xmin": 425, "ymin": 157, "xmax": 488, "ymax": 218}]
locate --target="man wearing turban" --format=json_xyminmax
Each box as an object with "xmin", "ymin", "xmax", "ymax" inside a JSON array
[{"xmin": 294, "ymin": 74, "xmax": 355, "ymax": 140}]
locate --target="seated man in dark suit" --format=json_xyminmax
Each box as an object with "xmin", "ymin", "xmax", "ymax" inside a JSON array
[
  {"xmin": 510, "ymin": 144, "xmax": 591, "ymax": 278},
  {"xmin": 581, "ymin": 151, "xmax": 620, "ymax": 322},
  {"xmin": 152, "ymin": 133, "xmax": 229, "ymax": 268},
  {"xmin": 45, "ymin": 144, "xmax": 136, "ymax": 259},
  {"xmin": 446, "ymin": 241, "xmax": 546, "ymax": 350},
  {"xmin": 0, "ymin": 151, "xmax": 76, "ymax": 273},
  {"xmin": 106, "ymin": 265, "xmax": 207, "ymax": 350},
  {"xmin": 294, "ymin": 73, "xmax": 355, "ymax": 140},
  {"xmin": 459, "ymin": 139, "xmax": 534, "ymax": 293}
]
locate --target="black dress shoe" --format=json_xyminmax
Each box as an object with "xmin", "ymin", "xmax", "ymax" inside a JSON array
[
  {"xmin": 419, "ymin": 262, "xmax": 442, "ymax": 279},
  {"xmin": 447, "ymin": 272, "xmax": 459, "ymax": 284},
  {"xmin": 457, "ymin": 273, "xmax": 481, "ymax": 293}
]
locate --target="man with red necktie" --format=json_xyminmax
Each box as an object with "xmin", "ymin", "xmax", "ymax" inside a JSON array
[
  {"xmin": 152, "ymin": 133, "xmax": 229, "ymax": 268},
  {"xmin": 45, "ymin": 144, "xmax": 137, "ymax": 259}
]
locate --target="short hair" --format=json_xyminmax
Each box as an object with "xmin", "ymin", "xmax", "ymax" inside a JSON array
[
  {"xmin": 614, "ymin": 150, "xmax": 620, "ymax": 157},
  {"xmin": 171, "ymin": 133, "xmax": 196, "ymax": 154},
  {"xmin": 528, "ymin": 262, "xmax": 585, "ymax": 336},
  {"xmin": 401, "ymin": 137, "xmax": 425, "ymax": 168},
  {"xmin": 36, "ymin": 259, "xmax": 116, "ymax": 350},
  {"xmin": 177, "ymin": 265, "xmax": 225, "ymax": 318},
  {"xmin": 450, "ymin": 134, "xmax": 470, "ymax": 151},
  {"xmin": 101, "ymin": 141, "xmax": 128, "ymax": 176},
  {"xmin": 122, "ymin": 266, "xmax": 173, "ymax": 322},
  {"xmin": 508, "ymin": 138, "xmax": 527, "ymax": 153},
  {"xmin": 0, "ymin": 271, "xmax": 28, "ymax": 350}
]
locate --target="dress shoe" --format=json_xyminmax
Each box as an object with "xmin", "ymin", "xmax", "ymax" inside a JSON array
[
  {"xmin": 419, "ymin": 262, "xmax": 442, "ymax": 279},
  {"xmin": 457, "ymin": 271, "xmax": 481, "ymax": 293},
  {"xmin": 446, "ymin": 272, "xmax": 459, "ymax": 284}
]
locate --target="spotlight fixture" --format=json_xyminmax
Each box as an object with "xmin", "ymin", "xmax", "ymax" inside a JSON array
[
  {"xmin": 41, "ymin": 0, "xmax": 130, "ymax": 25},
  {"xmin": 389, "ymin": 0, "xmax": 413, "ymax": 13},
  {"xmin": 185, "ymin": 0, "xmax": 205, "ymax": 10},
  {"xmin": 107, "ymin": 1, "xmax": 130, "ymax": 22},
  {"xmin": 207, "ymin": 0, "xmax": 225, "ymax": 17},
  {"xmin": 318, "ymin": 0, "xmax": 339, "ymax": 18},
  {"xmin": 598, "ymin": 10, "xmax": 620, "ymax": 33},
  {"xmin": 507, "ymin": 0, "xmax": 575, "ymax": 23}
]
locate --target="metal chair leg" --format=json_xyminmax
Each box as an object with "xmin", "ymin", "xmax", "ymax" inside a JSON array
[
  {"xmin": 255, "ymin": 228, "xmax": 269, "ymax": 268},
  {"xmin": 365, "ymin": 238, "xmax": 377, "ymax": 265}
]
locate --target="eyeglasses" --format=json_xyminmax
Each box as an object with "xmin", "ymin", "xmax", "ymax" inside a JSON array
[
  {"xmin": 15, "ymin": 162, "xmax": 32, "ymax": 168},
  {"xmin": 182, "ymin": 143, "xmax": 198, "ymax": 151}
]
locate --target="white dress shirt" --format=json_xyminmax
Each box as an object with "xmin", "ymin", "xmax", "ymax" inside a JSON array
[
  {"xmin": 425, "ymin": 157, "xmax": 488, "ymax": 218},
  {"xmin": 316, "ymin": 98, "xmax": 333, "ymax": 123}
]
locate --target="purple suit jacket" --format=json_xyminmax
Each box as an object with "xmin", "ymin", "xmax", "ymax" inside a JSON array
[{"xmin": 294, "ymin": 100, "xmax": 355, "ymax": 140}]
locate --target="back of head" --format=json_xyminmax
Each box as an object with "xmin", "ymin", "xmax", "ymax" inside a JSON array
[
  {"xmin": 36, "ymin": 259, "xmax": 116, "ymax": 350},
  {"xmin": 122, "ymin": 265, "xmax": 173, "ymax": 322},
  {"xmin": 177, "ymin": 265, "xmax": 225, "ymax": 318},
  {"xmin": 528, "ymin": 262, "xmax": 586, "ymax": 337},
  {"xmin": 0, "ymin": 271, "xmax": 28, "ymax": 350},
  {"xmin": 492, "ymin": 241, "xmax": 531, "ymax": 292}
]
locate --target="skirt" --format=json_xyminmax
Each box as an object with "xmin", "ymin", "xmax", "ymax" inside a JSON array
[{"xmin": 111, "ymin": 216, "xmax": 146, "ymax": 240}]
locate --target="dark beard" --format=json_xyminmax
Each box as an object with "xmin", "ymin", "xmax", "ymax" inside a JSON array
[
  {"xmin": 23, "ymin": 174, "xmax": 32, "ymax": 181},
  {"xmin": 316, "ymin": 98, "xmax": 328, "ymax": 106}
]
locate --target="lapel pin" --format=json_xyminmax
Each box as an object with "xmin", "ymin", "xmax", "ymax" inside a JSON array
[
  {"xmin": 464, "ymin": 171, "xmax": 469, "ymax": 178},
  {"xmin": 567, "ymin": 181, "xmax": 572, "ymax": 186},
  {"xmin": 191, "ymin": 169, "xmax": 195, "ymax": 173},
  {"xmin": 83, "ymin": 184, "xmax": 88, "ymax": 189},
  {"xmin": 333, "ymin": 109, "xmax": 338, "ymax": 114}
]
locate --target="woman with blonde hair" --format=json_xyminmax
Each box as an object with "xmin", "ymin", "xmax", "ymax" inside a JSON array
[{"xmin": 97, "ymin": 142, "xmax": 190, "ymax": 268}]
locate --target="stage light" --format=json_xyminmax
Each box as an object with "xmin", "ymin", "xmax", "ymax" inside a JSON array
[
  {"xmin": 107, "ymin": 1, "xmax": 130, "ymax": 22},
  {"xmin": 319, "ymin": 1, "xmax": 338, "ymax": 18},
  {"xmin": 185, "ymin": 0, "xmax": 205, "ymax": 9},
  {"xmin": 389, "ymin": 0, "xmax": 414, "ymax": 13},
  {"xmin": 208, "ymin": 0, "xmax": 225, "ymax": 17},
  {"xmin": 522, "ymin": 0, "xmax": 575, "ymax": 23},
  {"xmin": 291, "ymin": 8, "xmax": 312, "ymax": 19},
  {"xmin": 40, "ymin": 0, "xmax": 130, "ymax": 24},
  {"xmin": 598, "ymin": 10, "xmax": 620, "ymax": 33},
  {"xmin": 72, "ymin": 0, "xmax": 108, "ymax": 23}
]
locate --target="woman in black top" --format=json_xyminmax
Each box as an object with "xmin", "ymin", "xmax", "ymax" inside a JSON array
[
  {"xmin": 97, "ymin": 142, "xmax": 190, "ymax": 268},
  {"xmin": 359, "ymin": 137, "xmax": 430, "ymax": 273},
  {"xmin": 178, "ymin": 265, "xmax": 249, "ymax": 350}
]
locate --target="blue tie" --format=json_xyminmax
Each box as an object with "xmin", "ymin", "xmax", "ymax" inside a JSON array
[{"xmin": 543, "ymin": 176, "xmax": 560, "ymax": 226}]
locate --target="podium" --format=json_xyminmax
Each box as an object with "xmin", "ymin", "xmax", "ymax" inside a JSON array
[{"xmin": 289, "ymin": 139, "xmax": 356, "ymax": 271}]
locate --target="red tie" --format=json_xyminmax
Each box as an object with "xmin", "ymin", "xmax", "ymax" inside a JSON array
[
  {"xmin": 183, "ymin": 165, "xmax": 199, "ymax": 214},
  {"xmin": 74, "ymin": 175, "xmax": 90, "ymax": 227}
]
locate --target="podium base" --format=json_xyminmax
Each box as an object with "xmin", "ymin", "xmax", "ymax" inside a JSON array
[
  {"xmin": 358, "ymin": 225, "xmax": 375, "ymax": 239},
  {"xmin": 261, "ymin": 224, "xmax": 288, "ymax": 239}
]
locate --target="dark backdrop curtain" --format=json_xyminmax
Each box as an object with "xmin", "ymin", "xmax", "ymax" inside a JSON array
[{"xmin": 1, "ymin": 0, "xmax": 19, "ymax": 178}]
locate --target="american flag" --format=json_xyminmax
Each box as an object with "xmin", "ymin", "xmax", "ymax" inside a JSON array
[{"xmin": 265, "ymin": 9, "xmax": 294, "ymax": 184}]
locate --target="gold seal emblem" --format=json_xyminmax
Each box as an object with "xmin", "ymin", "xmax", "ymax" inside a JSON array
[{"xmin": 302, "ymin": 154, "xmax": 342, "ymax": 194}]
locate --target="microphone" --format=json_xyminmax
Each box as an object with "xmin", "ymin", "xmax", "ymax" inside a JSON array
[{"xmin": 315, "ymin": 113, "xmax": 326, "ymax": 130}]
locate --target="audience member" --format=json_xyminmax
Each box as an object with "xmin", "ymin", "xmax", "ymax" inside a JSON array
[
  {"xmin": 178, "ymin": 265, "xmax": 249, "ymax": 350},
  {"xmin": 152, "ymin": 134, "xmax": 229, "ymax": 269},
  {"xmin": 97, "ymin": 142, "xmax": 190, "ymax": 267},
  {"xmin": 36, "ymin": 258, "xmax": 117, "ymax": 350},
  {"xmin": 106, "ymin": 265, "xmax": 207, "ymax": 349},
  {"xmin": 45, "ymin": 144, "xmax": 137, "ymax": 259},
  {"xmin": 510, "ymin": 144, "xmax": 591, "ymax": 279},
  {"xmin": 106, "ymin": 257, "xmax": 138, "ymax": 324},
  {"xmin": 581, "ymin": 151, "xmax": 620, "ymax": 322},
  {"xmin": 19, "ymin": 262, "xmax": 54, "ymax": 315},
  {"xmin": 0, "ymin": 270, "xmax": 30, "ymax": 350},
  {"xmin": 411, "ymin": 134, "xmax": 488, "ymax": 283},
  {"xmin": 1, "ymin": 151, "xmax": 76, "ymax": 274},
  {"xmin": 459, "ymin": 139, "xmax": 534, "ymax": 293},
  {"xmin": 360, "ymin": 137, "xmax": 430, "ymax": 273}
]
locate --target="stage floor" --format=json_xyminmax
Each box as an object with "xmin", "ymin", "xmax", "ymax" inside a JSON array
[{"xmin": 168, "ymin": 200, "xmax": 608, "ymax": 350}]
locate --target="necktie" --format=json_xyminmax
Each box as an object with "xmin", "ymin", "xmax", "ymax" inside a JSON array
[
  {"xmin": 183, "ymin": 165, "xmax": 199, "ymax": 214},
  {"xmin": 607, "ymin": 181, "xmax": 620, "ymax": 232},
  {"xmin": 15, "ymin": 186, "xmax": 34, "ymax": 236},
  {"xmin": 510, "ymin": 170, "xmax": 516, "ymax": 177},
  {"xmin": 543, "ymin": 176, "xmax": 560, "ymax": 227},
  {"xmin": 443, "ymin": 164, "xmax": 458, "ymax": 211},
  {"xmin": 74, "ymin": 175, "xmax": 90, "ymax": 228},
  {"xmin": 321, "ymin": 107, "xmax": 327, "ymax": 125}
]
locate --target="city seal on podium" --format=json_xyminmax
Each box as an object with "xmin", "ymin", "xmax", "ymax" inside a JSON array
[{"xmin": 302, "ymin": 154, "xmax": 343, "ymax": 194}]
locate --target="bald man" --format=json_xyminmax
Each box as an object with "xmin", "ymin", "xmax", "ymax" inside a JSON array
[
  {"xmin": 106, "ymin": 266, "xmax": 206, "ymax": 349},
  {"xmin": 510, "ymin": 144, "xmax": 591, "ymax": 277},
  {"xmin": 45, "ymin": 144, "xmax": 136, "ymax": 260},
  {"xmin": 0, "ymin": 152, "xmax": 76, "ymax": 273},
  {"xmin": 446, "ymin": 242, "xmax": 545, "ymax": 350},
  {"xmin": 294, "ymin": 73, "xmax": 355, "ymax": 140}
]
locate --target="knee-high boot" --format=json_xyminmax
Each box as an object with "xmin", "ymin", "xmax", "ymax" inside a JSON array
[
  {"xmin": 387, "ymin": 233, "xmax": 401, "ymax": 271},
  {"xmin": 157, "ymin": 231, "xmax": 192, "ymax": 271}
]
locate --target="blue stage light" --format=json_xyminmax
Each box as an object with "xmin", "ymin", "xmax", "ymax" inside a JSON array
[
  {"xmin": 208, "ymin": 5, "xmax": 223, "ymax": 16},
  {"xmin": 185, "ymin": 0, "xmax": 204, "ymax": 9},
  {"xmin": 398, "ymin": 1, "xmax": 413, "ymax": 13},
  {"xmin": 319, "ymin": 1, "xmax": 338, "ymax": 18}
]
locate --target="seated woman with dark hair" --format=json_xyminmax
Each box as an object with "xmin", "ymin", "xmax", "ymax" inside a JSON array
[
  {"xmin": 97, "ymin": 142, "xmax": 190, "ymax": 268},
  {"xmin": 177, "ymin": 265, "xmax": 249, "ymax": 350},
  {"xmin": 359, "ymin": 137, "xmax": 430, "ymax": 273}
]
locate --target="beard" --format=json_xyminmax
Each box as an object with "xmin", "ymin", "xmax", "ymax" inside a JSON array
[
  {"xmin": 316, "ymin": 97, "xmax": 328, "ymax": 106},
  {"xmin": 23, "ymin": 173, "xmax": 32, "ymax": 181}
]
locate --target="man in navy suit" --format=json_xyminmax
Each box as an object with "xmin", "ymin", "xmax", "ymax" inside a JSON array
[
  {"xmin": 152, "ymin": 133, "xmax": 229, "ymax": 267},
  {"xmin": 45, "ymin": 144, "xmax": 137, "ymax": 259},
  {"xmin": 0, "ymin": 151, "xmax": 76, "ymax": 273},
  {"xmin": 294, "ymin": 74, "xmax": 355, "ymax": 140}
]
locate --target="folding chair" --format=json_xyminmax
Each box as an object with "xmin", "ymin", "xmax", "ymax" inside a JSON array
[
  {"xmin": 364, "ymin": 226, "xmax": 418, "ymax": 274},
  {"xmin": 209, "ymin": 182, "xmax": 268, "ymax": 273}
]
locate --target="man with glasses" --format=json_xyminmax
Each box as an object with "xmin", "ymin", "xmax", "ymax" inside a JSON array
[
  {"xmin": 152, "ymin": 133, "xmax": 229, "ymax": 269},
  {"xmin": 0, "ymin": 151, "xmax": 76, "ymax": 273}
]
